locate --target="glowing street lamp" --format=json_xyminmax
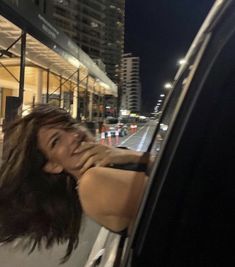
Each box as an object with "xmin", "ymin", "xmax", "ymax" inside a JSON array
[
  {"xmin": 178, "ymin": 58, "xmax": 187, "ymax": 65},
  {"xmin": 160, "ymin": 94, "xmax": 165, "ymax": 98},
  {"xmin": 164, "ymin": 83, "xmax": 173, "ymax": 89}
]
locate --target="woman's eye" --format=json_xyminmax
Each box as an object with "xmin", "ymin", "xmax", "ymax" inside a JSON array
[{"xmin": 51, "ymin": 137, "xmax": 59, "ymax": 148}]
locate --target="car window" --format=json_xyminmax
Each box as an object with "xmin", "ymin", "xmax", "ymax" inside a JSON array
[
  {"xmin": 148, "ymin": 35, "xmax": 210, "ymax": 157},
  {"xmin": 123, "ymin": 3, "xmax": 235, "ymax": 266},
  {"xmin": 116, "ymin": 32, "xmax": 211, "ymax": 267}
]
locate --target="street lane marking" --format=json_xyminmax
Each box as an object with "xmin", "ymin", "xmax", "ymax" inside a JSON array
[
  {"xmin": 136, "ymin": 126, "xmax": 151, "ymax": 151},
  {"xmin": 120, "ymin": 126, "xmax": 145, "ymax": 146}
]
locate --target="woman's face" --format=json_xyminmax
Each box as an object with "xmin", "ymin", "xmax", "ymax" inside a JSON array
[{"xmin": 37, "ymin": 126, "xmax": 89, "ymax": 175}]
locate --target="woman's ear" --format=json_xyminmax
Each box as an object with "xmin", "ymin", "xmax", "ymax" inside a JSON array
[{"xmin": 43, "ymin": 161, "xmax": 63, "ymax": 174}]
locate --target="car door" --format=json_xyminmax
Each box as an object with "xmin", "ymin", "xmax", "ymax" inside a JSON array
[{"xmin": 122, "ymin": 0, "xmax": 235, "ymax": 266}]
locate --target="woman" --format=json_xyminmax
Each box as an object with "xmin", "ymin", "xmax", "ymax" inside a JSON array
[{"xmin": 0, "ymin": 104, "xmax": 150, "ymax": 262}]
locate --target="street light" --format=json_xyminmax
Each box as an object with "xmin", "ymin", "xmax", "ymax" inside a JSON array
[
  {"xmin": 178, "ymin": 58, "xmax": 187, "ymax": 65},
  {"xmin": 160, "ymin": 94, "xmax": 165, "ymax": 97},
  {"xmin": 164, "ymin": 83, "xmax": 173, "ymax": 89}
]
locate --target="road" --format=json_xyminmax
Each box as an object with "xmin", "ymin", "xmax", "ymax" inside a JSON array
[
  {"xmin": 0, "ymin": 120, "xmax": 157, "ymax": 267},
  {"xmin": 118, "ymin": 121, "xmax": 157, "ymax": 151},
  {"xmin": 98, "ymin": 120, "xmax": 157, "ymax": 151}
]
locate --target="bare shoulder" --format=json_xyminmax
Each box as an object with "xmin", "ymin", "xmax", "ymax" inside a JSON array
[
  {"xmin": 78, "ymin": 167, "xmax": 146, "ymax": 206},
  {"xmin": 78, "ymin": 167, "xmax": 146, "ymax": 198},
  {"xmin": 77, "ymin": 167, "xmax": 148, "ymax": 232},
  {"xmin": 78, "ymin": 167, "xmax": 108, "ymax": 202}
]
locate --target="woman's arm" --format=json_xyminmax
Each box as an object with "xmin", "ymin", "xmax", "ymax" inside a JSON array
[{"xmin": 78, "ymin": 167, "xmax": 148, "ymax": 232}]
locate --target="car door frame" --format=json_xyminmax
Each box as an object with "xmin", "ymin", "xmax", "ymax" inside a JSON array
[{"xmin": 121, "ymin": 0, "xmax": 235, "ymax": 266}]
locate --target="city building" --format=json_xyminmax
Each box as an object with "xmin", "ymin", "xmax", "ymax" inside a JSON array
[
  {"xmin": 103, "ymin": 0, "xmax": 125, "ymax": 117},
  {"xmin": 0, "ymin": 0, "xmax": 117, "ymax": 126},
  {"xmin": 120, "ymin": 53, "xmax": 141, "ymax": 114},
  {"xmin": 49, "ymin": 0, "xmax": 125, "ymax": 116},
  {"xmin": 31, "ymin": 0, "xmax": 52, "ymax": 18},
  {"xmin": 103, "ymin": 0, "xmax": 125, "ymax": 84},
  {"xmin": 50, "ymin": 0, "xmax": 125, "ymax": 81},
  {"xmin": 51, "ymin": 0, "xmax": 106, "ymax": 63}
]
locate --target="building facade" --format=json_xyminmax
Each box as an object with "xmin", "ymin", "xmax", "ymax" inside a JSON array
[
  {"xmin": 50, "ymin": 0, "xmax": 104, "ymax": 64},
  {"xmin": 120, "ymin": 53, "xmax": 141, "ymax": 114},
  {"xmin": 50, "ymin": 0, "xmax": 125, "ymax": 81},
  {"xmin": 49, "ymin": 0, "xmax": 125, "ymax": 116},
  {"xmin": 0, "ymin": 0, "xmax": 117, "ymax": 126},
  {"xmin": 52, "ymin": 0, "xmax": 78, "ymax": 42},
  {"xmin": 31, "ymin": 0, "xmax": 53, "ymax": 18},
  {"xmin": 102, "ymin": 0, "xmax": 125, "ymax": 116},
  {"xmin": 102, "ymin": 0, "xmax": 125, "ymax": 84},
  {"xmin": 54, "ymin": 0, "xmax": 106, "ymax": 62}
]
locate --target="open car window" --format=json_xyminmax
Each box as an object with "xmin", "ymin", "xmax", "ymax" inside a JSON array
[
  {"xmin": 122, "ymin": 1, "xmax": 235, "ymax": 266},
  {"xmin": 149, "ymin": 55, "xmax": 200, "ymax": 156}
]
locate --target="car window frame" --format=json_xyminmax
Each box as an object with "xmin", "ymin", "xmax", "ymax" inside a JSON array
[{"xmin": 121, "ymin": 1, "xmax": 235, "ymax": 266}]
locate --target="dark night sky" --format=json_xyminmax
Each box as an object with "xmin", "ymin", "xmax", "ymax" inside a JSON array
[{"xmin": 125, "ymin": 0, "xmax": 214, "ymax": 113}]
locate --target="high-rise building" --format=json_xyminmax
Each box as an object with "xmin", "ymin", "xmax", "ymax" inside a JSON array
[
  {"xmin": 51, "ymin": 0, "xmax": 78, "ymax": 41},
  {"xmin": 102, "ymin": 1, "xmax": 125, "ymax": 116},
  {"xmin": 47, "ymin": 0, "xmax": 125, "ymax": 116},
  {"xmin": 50, "ymin": 1, "xmax": 125, "ymax": 81},
  {"xmin": 31, "ymin": 0, "xmax": 52, "ymax": 17},
  {"xmin": 120, "ymin": 53, "xmax": 141, "ymax": 113},
  {"xmin": 76, "ymin": 0, "xmax": 106, "ymax": 62},
  {"xmin": 103, "ymin": 0, "xmax": 125, "ymax": 84},
  {"xmin": 50, "ymin": 0, "xmax": 105, "ymax": 66}
]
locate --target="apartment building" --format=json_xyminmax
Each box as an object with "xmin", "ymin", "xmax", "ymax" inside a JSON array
[{"xmin": 121, "ymin": 53, "xmax": 141, "ymax": 113}]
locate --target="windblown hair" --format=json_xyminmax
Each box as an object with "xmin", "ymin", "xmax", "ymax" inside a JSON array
[{"xmin": 0, "ymin": 104, "xmax": 91, "ymax": 263}]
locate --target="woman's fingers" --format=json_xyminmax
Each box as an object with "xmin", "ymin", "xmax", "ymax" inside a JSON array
[
  {"xmin": 79, "ymin": 155, "xmax": 100, "ymax": 175},
  {"xmin": 75, "ymin": 143, "xmax": 110, "ymax": 159},
  {"xmin": 74, "ymin": 143, "xmax": 134, "ymax": 172},
  {"xmin": 75, "ymin": 144, "xmax": 108, "ymax": 169},
  {"xmin": 74, "ymin": 142, "xmax": 95, "ymax": 154},
  {"xmin": 75, "ymin": 149, "xmax": 98, "ymax": 169}
]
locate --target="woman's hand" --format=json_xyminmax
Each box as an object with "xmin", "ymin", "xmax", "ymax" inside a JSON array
[{"xmin": 73, "ymin": 143, "xmax": 146, "ymax": 176}]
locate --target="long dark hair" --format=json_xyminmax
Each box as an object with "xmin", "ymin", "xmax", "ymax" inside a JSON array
[{"xmin": 0, "ymin": 104, "xmax": 90, "ymax": 263}]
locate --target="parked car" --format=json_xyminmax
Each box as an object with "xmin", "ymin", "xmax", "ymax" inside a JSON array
[
  {"xmin": 104, "ymin": 120, "xmax": 129, "ymax": 138},
  {"xmin": 86, "ymin": 1, "xmax": 235, "ymax": 266},
  {"xmin": 104, "ymin": 124, "xmax": 128, "ymax": 138},
  {"xmin": 117, "ymin": 123, "xmax": 128, "ymax": 137}
]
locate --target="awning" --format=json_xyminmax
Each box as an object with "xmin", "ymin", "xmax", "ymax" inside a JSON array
[{"xmin": 0, "ymin": 1, "xmax": 117, "ymax": 96}]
